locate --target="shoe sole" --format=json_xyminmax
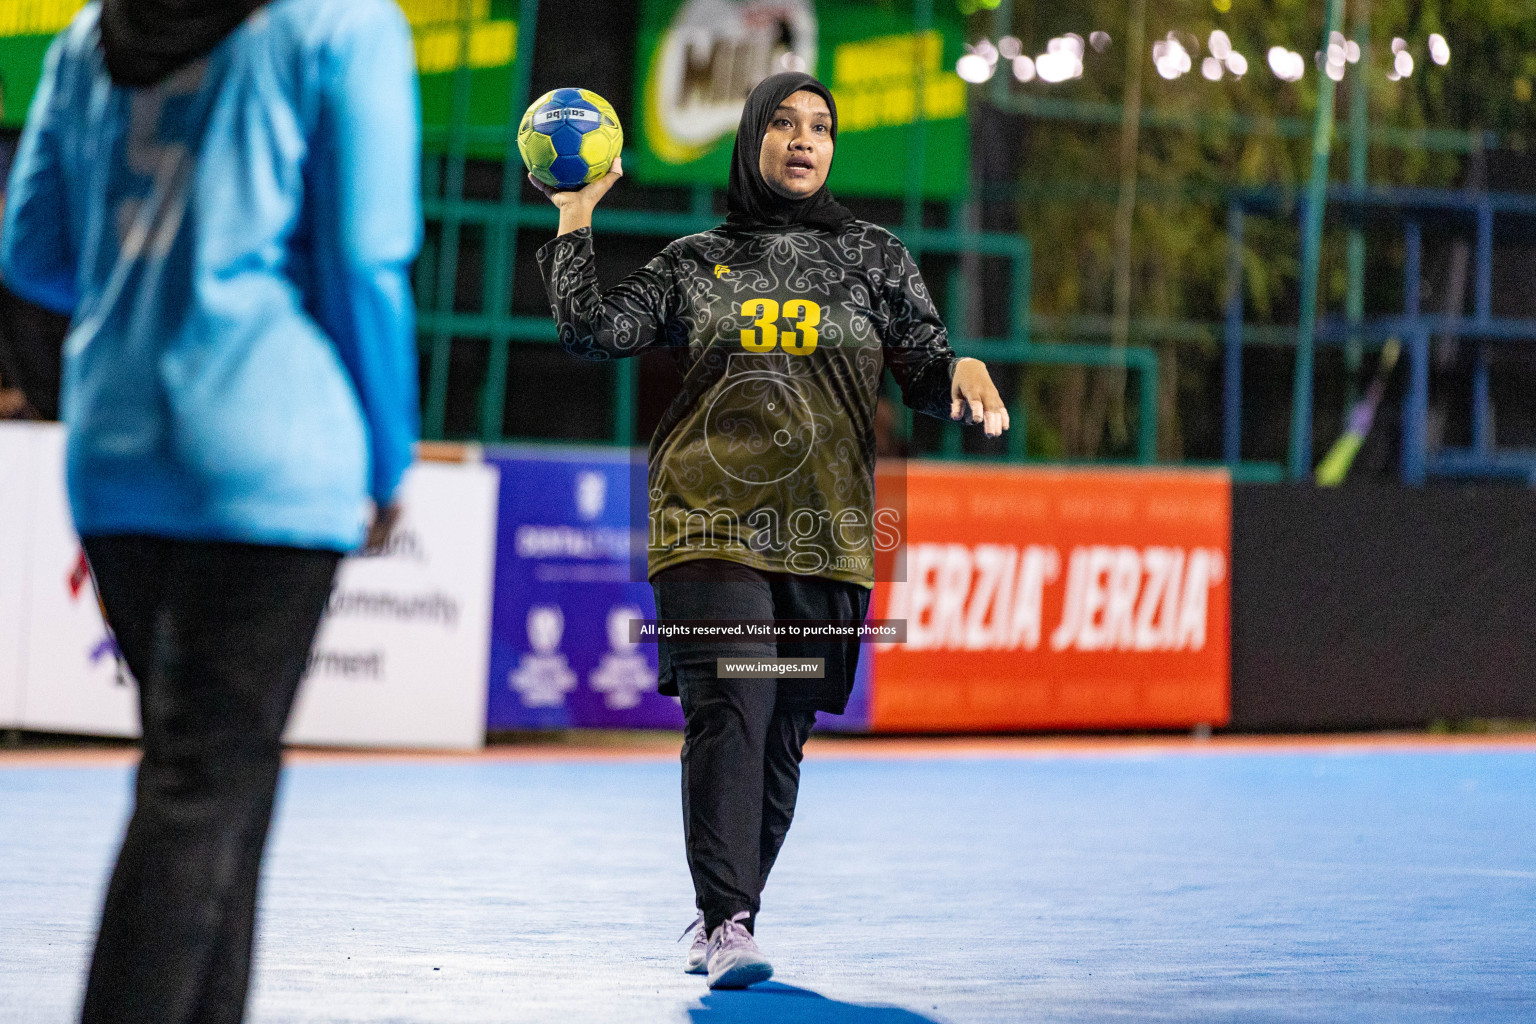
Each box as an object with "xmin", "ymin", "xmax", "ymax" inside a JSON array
[
  {"xmin": 707, "ymin": 959, "xmax": 773, "ymax": 990},
  {"xmin": 685, "ymin": 958, "xmax": 708, "ymax": 975}
]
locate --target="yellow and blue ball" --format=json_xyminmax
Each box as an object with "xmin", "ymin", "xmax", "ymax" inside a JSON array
[{"xmin": 518, "ymin": 88, "xmax": 624, "ymax": 191}]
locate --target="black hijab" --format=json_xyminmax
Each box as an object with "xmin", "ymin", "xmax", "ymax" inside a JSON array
[
  {"xmin": 101, "ymin": 0, "xmax": 271, "ymax": 88},
  {"xmin": 725, "ymin": 72, "xmax": 855, "ymax": 233}
]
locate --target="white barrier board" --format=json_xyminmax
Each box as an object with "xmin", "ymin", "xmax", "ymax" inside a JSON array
[
  {"xmin": 16, "ymin": 424, "xmax": 138, "ymax": 736},
  {"xmin": 8, "ymin": 421, "xmax": 498, "ymax": 750},
  {"xmin": 0, "ymin": 423, "xmax": 40, "ymax": 728},
  {"xmin": 287, "ymin": 461, "xmax": 498, "ymax": 750}
]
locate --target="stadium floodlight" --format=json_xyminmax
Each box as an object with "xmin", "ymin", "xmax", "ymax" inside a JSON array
[
  {"xmin": 1202, "ymin": 57, "xmax": 1223, "ymax": 82},
  {"xmin": 1226, "ymin": 51, "xmax": 1248, "ymax": 77},
  {"xmin": 1208, "ymin": 30, "xmax": 1231, "ymax": 61},
  {"xmin": 1012, "ymin": 55, "xmax": 1036, "ymax": 82},
  {"xmin": 1394, "ymin": 50, "xmax": 1414, "ymax": 78},
  {"xmin": 1429, "ymin": 34, "xmax": 1450, "ymax": 66},
  {"xmin": 998, "ymin": 35, "xmax": 1022, "ymax": 60},
  {"xmin": 975, "ymin": 38, "xmax": 999, "ymax": 66},
  {"xmin": 956, "ymin": 53, "xmax": 993, "ymax": 83},
  {"xmin": 1345, "ymin": 40, "xmax": 1361, "ymax": 64},
  {"xmin": 1089, "ymin": 31, "xmax": 1112, "ymax": 53},
  {"xmin": 1391, "ymin": 37, "xmax": 1407, "ymax": 53}
]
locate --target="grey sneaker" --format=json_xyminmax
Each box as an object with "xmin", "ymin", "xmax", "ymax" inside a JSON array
[
  {"xmin": 679, "ymin": 912, "xmax": 708, "ymax": 974},
  {"xmin": 705, "ymin": 911, "xmax": 773, "ymax": 990}
]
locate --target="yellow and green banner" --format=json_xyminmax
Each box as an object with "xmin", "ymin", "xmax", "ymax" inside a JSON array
[
  {"xmin": 0, "ymin": 0, "xmax": 517, "ymax": 153},
  {"xmin": 633, "ymin": 0, "xmax": 970, "ymax": 198}
]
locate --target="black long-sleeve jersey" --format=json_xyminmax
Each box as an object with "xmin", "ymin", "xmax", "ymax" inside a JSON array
[{"xmin": 537, "ymin": 222, "xmax": 957, "ymax": 586}]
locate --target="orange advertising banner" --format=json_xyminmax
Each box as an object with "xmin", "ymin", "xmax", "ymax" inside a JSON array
[{"xmin": 869, "ymin": 465, "xmax": 1231, "ymax": 732}]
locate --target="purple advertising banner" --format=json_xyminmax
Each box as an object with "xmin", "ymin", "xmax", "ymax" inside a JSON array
[
  {"xmin": 485, "ymin": 446, "xmax": 681, "ymax": 730},
  {"xmin": 483, "ymin": 445, "xmax": 870, "ymax": 732}
]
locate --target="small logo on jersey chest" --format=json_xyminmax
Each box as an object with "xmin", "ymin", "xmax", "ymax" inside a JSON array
[{"xmin": 714, "ymin": 264, "xmax": 731, "ymax": 278}]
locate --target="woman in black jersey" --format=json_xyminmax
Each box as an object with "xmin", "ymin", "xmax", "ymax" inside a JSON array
[{"xmin": 535, "ymin": 71, "xmax": 1008, "ymax": 989}]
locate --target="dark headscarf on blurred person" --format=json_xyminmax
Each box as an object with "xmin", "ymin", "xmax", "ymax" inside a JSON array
[
  {"xmin": 724, "ymin": 71, "xmax": 854, "ymax": 233},
  {"xmin": 101, "ymin": 0, "xmax": 272, "ymax": 87}
]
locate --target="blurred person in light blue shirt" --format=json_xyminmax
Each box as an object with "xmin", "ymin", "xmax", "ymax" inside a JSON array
[
  {"xmin": 3, "ymin": 0, "xmax": 420, "ymax": 550},
  {"xmin": 0, "ymin": 1, "xmax": 421, "ymax": 1021}
]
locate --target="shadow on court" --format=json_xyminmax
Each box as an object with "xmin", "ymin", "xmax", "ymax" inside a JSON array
[{"xmin": 690, "ymin": 982, "xmax": 941, "ymax": 1022}]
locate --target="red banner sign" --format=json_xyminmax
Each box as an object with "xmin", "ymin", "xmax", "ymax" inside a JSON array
[{"xmin": 870, "ymin": 465, "xmax": 1231, "ymax": 732}]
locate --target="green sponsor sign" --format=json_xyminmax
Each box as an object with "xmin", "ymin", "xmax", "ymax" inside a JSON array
[
  {"xmin": 0, "ymin": 1, "xmax": 78, "ymax": 127},
  {"xmin": 633, "ymin": 0, "xmax": 970, "ymax": 198},
  {"xmin": 404, "ymin": 0, "xmax": 519, "ymax": 155},
  {"xmin": 0, "ymin": 0, "xmax": 516, "ymax": 153}
]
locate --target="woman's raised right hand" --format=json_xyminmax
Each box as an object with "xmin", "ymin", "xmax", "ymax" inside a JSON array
[{"xmin": 531, "ymin": 155, "xmax": 623, "ymax": 236}]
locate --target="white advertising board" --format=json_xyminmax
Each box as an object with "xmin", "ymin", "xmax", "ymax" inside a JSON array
[
  {"xmin": 0, "ymin": 423, "xmax": 40, "ymax": 728},
  {"xmin": 8, "ymin": 422, "xmax": 498, "ymax": 750},
  {"xmin": 16, "ymin": 424, "xmax": 139, "ymax": 737},
  {"xmin": 286, "ymin": 461, "xmax": 499, "ymax": 750}
]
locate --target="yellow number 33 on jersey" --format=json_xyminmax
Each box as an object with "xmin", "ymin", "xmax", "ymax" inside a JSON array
[{"xmin": 739, "ymin": 298, "xmax": 820, "ymax": 355}]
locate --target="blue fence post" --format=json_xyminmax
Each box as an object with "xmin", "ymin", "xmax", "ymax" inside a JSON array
[
  {"xmin": 1472, "ymin": 199, "xmax": 1494, "ymax": 454},
  {"xmin": 1223, "ymin": 201, "xmax": 1245, "ymax": 466},
  {"xmin": 1402, "ymin": 221, "xmax": 1428, "ymax": 486}
]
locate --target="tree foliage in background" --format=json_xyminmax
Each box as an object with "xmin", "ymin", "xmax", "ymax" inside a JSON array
[{"xmin": 990, "ymin": 0, "xmax": 1536, "ymax": 462}]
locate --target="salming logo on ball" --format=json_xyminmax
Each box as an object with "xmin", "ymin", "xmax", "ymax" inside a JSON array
[{"xmin": 531, "ymin": 107, "xmax": 604, "ymax": 129}]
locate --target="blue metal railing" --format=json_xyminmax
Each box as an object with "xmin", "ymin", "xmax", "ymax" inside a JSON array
[{"xmin": 1223, "ymin": 184, "xmax": 1536, "ymax": 485}]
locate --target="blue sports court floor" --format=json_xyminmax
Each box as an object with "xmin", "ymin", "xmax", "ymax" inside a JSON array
[{"xmin": 2, "ymin": 736, "xmax": 1533, "ymax": 1023}]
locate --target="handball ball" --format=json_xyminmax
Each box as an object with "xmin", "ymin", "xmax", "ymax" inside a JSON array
[{"xmin": 518, "ymin": 88, "xmax": 623, "ymax": 190}]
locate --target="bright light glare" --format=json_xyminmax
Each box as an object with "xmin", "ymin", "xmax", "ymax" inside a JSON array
[
  {"xmin": 975, "ymin": 38, "xmax": 999, "ymax": 66},
  {"xmin": 999, "ymin": 35, "xmax": 1022, "ymax": 60},
  {"xmin": 1268, "ymin": 46, "xmax": 1305, "ymax": 82},
  {"xmin": 1226, "ymin": 51, "xmax": 1248, "ymax": 77},
  {"xmin": 1153, "ymin": 34, "xmax": 1193, "ymax": 81},
  {"xmin": 1035, "ymin": 51, "xmax": 1079, "ymax": 83},
  {"xmin": 1208, "ymin": 30, "xmax": 1231, "ymax": 60},
  {"xmin": 1429, "ymin": 33, "xmax": 1450, "ymax": 66},
  {"xmin": 956, "ymin": 53, "xmax": 993, "ymax": 83},
  {"xmin": 1036, "ymin": 36, "xmax": 1085, "ymax": 82},
  {"xmin": 1391, "ymin": 37, "xmax": 1407, "ymax": 53},
  {"xmin": 1012, "ymin": 54, "xmax": 1036, "ymax": 82},
  {"xmin": 1345, "ymin": 40, "xmax": 1361, "ymax": 63},
  {"xmin": 1394, "ymin": 50, "xmax": 1414, "ymax": 77},
  {"xmin": 1089, "ymin": 31, "xmax": 1112, "ymax": 53},
  {"xmin": 1326, "ymin": 58, "xmax": 1345, "ymax": 81},
  {"xmin": 1202, "ymin": 56, "xmax": 1224, "ymax": 81}
]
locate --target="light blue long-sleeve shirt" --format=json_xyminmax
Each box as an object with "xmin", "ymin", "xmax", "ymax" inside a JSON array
[{"xmin": 1, "ymin": 0, "xmax": 421, "ymax": 551}]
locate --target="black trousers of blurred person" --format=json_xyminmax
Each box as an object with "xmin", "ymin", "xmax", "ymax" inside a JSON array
[
  {"xmin": 654, "ymin": 560, "xmax": 869, "ymax": 936},
  {"xmin": 79, "ymin": 535, "xmax": 340, "ymax": 1024}
]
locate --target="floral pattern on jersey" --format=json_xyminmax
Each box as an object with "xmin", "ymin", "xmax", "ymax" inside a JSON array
[{"xmin": 538, "ymin": 223, "xmax": 956, "ymax": 585}]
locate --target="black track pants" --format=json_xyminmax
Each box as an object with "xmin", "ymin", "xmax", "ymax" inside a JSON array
[
  {"xmin": 676, "ymin": 662, "xmax": 817, "ymax": 935},
  {"xmin": 79, "ymin": 535, "xmax": 340, "ymax": 1024}
]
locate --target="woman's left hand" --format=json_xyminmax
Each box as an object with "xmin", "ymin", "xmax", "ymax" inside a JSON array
[{"xmin": 950, "ymin": 358, "xmax": 1010, "ymax": 437}]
